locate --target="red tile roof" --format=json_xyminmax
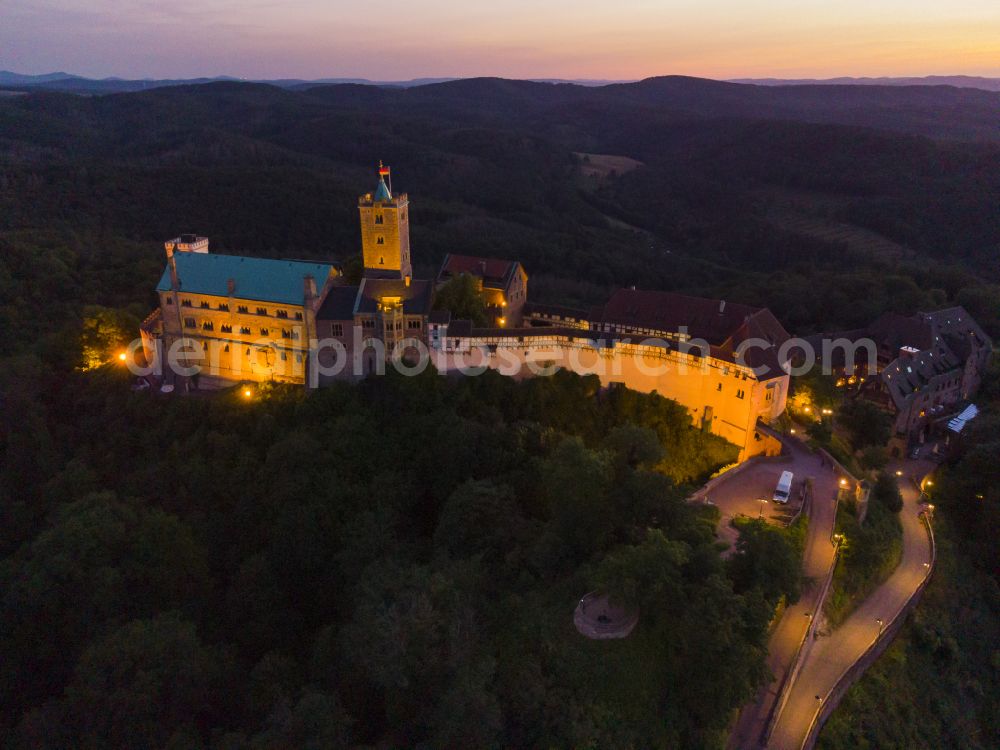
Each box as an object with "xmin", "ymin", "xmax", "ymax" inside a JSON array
[
  {"xmin": 594, "ymin": 289, "xmax": 790, "ymax": 347},
  {"xmin": 438, "ymin": 254, "xmax": 521, "ymax": 285}
]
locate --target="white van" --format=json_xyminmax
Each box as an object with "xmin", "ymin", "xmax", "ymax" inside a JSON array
[{"xmin": 773, "ymin": 471, "xmax": 794, "ymax": 504}]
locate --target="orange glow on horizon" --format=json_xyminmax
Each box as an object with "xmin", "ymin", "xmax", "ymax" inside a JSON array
[{"xmin": 6, "ymin": 2, "xmax": 999, "ymax": 81}]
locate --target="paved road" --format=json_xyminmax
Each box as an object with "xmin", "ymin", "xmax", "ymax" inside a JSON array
[
  {"xmin": 767, "ymin": 459, "xmax": 933, "ymax": 750},
  {"xmin": 726, "ymin": 438, "xmax": 844, "ymax": 750},
  {"xmin": 707, "ymin": 457, "xmax": 805, "ymax": 553}
]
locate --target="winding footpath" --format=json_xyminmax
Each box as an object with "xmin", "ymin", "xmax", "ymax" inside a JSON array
[
  {"xmin": 727, "ymin": 438, "xmax": 841, "ymax": 750},
  {"xmin": 767, "ymin": 458, "xmax": 934, "ymax": 749}
]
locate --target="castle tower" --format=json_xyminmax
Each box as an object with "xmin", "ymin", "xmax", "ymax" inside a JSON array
[{"xmin": 359, "ymin": 163, "xmax": 412, "ymax": 279}]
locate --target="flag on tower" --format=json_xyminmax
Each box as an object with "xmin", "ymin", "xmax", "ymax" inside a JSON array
[{"xmin": 378, "ymin": 162, "xmax": 390, "ymax": 176}]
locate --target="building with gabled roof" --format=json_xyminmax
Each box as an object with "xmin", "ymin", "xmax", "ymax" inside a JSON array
[
  {"xmin": 431, "ymin": 286, "xmax": 792, "ymax": 460},
  {"xmin": 155, "ymin": 253, "xmax": 337, "ymax": 306},
  {"xmin": 814, "ymin": 306, "xmax": 992, "ymax": 450},
  {"xmin": 437, "ymin": 253, "xmax": 528, "ymax": 327},
  {"xmin": 142, "ymin": 242, "xmax": 339, "ymax": 388}
]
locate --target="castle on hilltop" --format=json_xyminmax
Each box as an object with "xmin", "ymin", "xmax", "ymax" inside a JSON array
[{"xmin": 141, "ymin": 164, "xmax": 791, "ymax": 460}]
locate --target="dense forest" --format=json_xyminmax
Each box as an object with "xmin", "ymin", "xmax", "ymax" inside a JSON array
[
  {"xmin": 0, "ymin": 364, "xmax": 802, "ymax": 748},
  {"xmin": 0, "ymin": 77, "xmax": 998, "ymax": 747}
]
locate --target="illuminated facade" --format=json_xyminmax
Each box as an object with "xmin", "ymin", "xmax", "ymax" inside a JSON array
[
  {"xmin": 142, "ymin": 163, "xmax": 793, "ymax": 461},
  {"xmin": 141, "ymin": 242, "xmax": 338, "ymax": 387},
  {"xmin": 430, "ymin": 291, "xmax": 791, "ymax": 461}
]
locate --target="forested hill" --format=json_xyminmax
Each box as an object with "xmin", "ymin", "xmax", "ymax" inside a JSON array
[
  {"xmin": 0, "ymin": 76, "xmax": 998, "ymax": 748},
  {"xmin": 2, "ymin": 76, "xmax": 999, "ymax": 349}
]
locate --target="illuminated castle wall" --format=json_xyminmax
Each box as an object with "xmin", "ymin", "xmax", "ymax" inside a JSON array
[{"xmin": 144, "ymin": 164, "xmax": 790, "ymax": 460}]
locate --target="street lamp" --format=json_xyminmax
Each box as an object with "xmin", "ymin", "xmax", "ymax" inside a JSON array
[
  {"xmin": 117, "ymin": 351, "xmax": 127, "ymax": 363},
  {"xmin": 895, "ymin": 470, "xmax": 903, "ymax": 477},
  {"xmin": 242, "ymin": 387, "xmax": 252, "ymax": 399},
  {"xmin": 876, "ymin": 617, "xmax": 884, "ymax": 636},
  {"xmin": 758, "ymin": 498, "xmax": 768, "ymax": 519}
]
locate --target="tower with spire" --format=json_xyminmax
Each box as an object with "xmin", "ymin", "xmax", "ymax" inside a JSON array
[{"xmin": 358, "ymin": 162, "xmax": 412, "ymax": 279}]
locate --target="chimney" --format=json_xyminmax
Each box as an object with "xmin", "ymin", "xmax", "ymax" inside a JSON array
[
  {"xmin": 227, "ymin": 278, "xmax": 236, "ymax": 295},
  {"xmin": 168, "ymin": 250, "xmax": 180, "ymax": 291},
  {"xmin": 304, "ymin": 275, "xmax": 318, "ymax": 300},
  {"xmin": 479, "ymin": 260, "xmax": 487, "ymax": 276},
  {"xmin": 719, "ymin": 300, "xmax": 726, "ymax": 314},
  {"xmin": 404, "ymin": 274, "xmax": 411, "ymax": 287}
]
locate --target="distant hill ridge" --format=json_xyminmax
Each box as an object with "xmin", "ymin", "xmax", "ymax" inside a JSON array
[
  {"xmin": 4, "ymin": 73, "xmax": 999, "ymax": 143},
  {"xmin": 731, "ymin": 75, "xmax": 1000, "ymax": 92},
  {"xmin": 5, "ymin": 69, "xmax": 1000, "ymax": 94},
  {"xmin": 0, "ymin": 70, "xmax": 630, "ymax": 93}
]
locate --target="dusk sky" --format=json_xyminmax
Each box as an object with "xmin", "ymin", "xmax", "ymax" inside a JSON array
[{"xmin": 4, "ymin": 0, "xmax": 1000, "ymax": 80}]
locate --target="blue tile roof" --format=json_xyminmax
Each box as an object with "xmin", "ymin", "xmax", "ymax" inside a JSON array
[{"xmin": 157, "ymin": 252, "xmax": 335, "ymax": 305}]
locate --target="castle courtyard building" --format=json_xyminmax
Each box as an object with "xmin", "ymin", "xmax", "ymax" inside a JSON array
[
  {"xmin": 142, "ymin": 244, "xmax": 338, "ymax": 387},
  {"xmin": 437, "ymin": 254, "xmax": 528, "ymax": 327},
  {"xmin": 142, "ymin": 163, "xmax": 794, "ymax": 463}
]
